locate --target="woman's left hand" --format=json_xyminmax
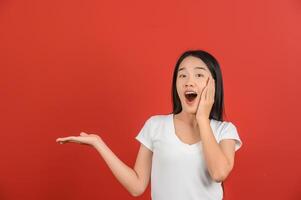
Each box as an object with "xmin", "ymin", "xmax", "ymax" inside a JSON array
[{"xmin": 196, "ymin": 75, "xmax": 215, "ymax": 122}]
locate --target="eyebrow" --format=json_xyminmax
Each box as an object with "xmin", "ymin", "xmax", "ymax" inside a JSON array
[{"xmin": 178, "ymin": 66, "xmax": 207, "ymax": 72}]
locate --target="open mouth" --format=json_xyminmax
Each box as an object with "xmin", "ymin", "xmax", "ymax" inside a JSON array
[{"xmin": 185, "ymin": 92, "xmax": 198, "ymax": 102}]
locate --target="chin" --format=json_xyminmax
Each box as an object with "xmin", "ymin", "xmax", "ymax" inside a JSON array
[{"xmin": 183, "ymin": 107, "xmax": 197, "ymax": 114}]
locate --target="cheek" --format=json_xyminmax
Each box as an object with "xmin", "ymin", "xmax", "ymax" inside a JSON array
[
  {"xmin": 176, "ymin": 85, "xmax": 182, "ymax": 97},
  {"xmin": 199, "ymin": 80, "xmax": 207, "ymax": 88},
  {"xmin": 201, "ymin": 75, "xmax": 211, "ymax": 86}
]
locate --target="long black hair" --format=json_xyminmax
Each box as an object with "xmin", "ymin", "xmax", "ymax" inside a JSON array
[{"xmin": 170, "ymin": 49, "xmax": 228, "ymax": 196}]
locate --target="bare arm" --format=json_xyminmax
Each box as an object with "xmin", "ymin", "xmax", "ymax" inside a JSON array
[
  {"xmin": 56, "ymin": 132, "xmax": 153, "ymax": 197},
  {"xmin": 94, "ymin": 140, "xmax": 152, "ymax": 196},
  {"xmin": 197, "ymin": 119, "xmax": 235, "ymax": 182}
]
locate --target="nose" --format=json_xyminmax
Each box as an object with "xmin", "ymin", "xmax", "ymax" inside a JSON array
[
  {"xmin": 185, "ymin": 82, "xmax": 194, "ymax": 87},
  {"xmin": 185, "ymin": 77, "xmax": 195, "ymax": 87}
]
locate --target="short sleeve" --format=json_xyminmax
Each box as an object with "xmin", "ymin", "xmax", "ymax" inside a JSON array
[
  {"xmin": 218, "ymin": 122, "xmax": 243, "ymax": 152},
  {"xmin": 135, "ymin": 116, "xmax": 154, "ymax": 152}
]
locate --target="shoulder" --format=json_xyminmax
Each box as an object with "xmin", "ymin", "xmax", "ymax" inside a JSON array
[
  {"xmin": 212, "ymin": 119, "xmax": 242, "ymax": 151},
  {"xmin": 211, "ymin": 118, "xmax": 236, "ymax": 127},
  {"xmin": 210, "ymin": 119, "xmax": 237, "ymax": 132},
  {"xmin": 147, "ymin": 113, "xmax": 170, "ymax": 123},
  {"xmin": 140, "ymin": 114, "xmax": 170, "ymax": 139},
  {"xmin": 144, "ymin": 114, "xmax": 171, "ymax": 131}
]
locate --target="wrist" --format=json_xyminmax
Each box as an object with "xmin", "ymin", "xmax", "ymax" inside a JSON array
[
  {"xmin": 197, "ymin": 117, "xmax": 210, "ymax": 124},
  {"xmin": 93, "ymin": 138, "xmax": 105, "ymax": 150}
]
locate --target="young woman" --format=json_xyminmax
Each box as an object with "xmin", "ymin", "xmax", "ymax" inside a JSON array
[{"xmin": 56, "ymin": 49, "xmax": 243, "ymax": 200}]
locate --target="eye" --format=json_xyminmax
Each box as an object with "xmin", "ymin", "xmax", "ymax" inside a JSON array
[
  {"xmin": 196, "ymin": 74, "xmax": 204, "ymax": 77},
  {"xmin": 179, "ymin": 74, "xmax": 186, "ymax": 78}
]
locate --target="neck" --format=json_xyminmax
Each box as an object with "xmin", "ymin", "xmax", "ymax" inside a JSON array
[{"xmin": 175, "ymin": 111, "xmax": 199, "ymax": 129}]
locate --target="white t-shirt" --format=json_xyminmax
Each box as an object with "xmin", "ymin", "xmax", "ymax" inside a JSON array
[{"xmin": 135, "ymin": 113, "xmax": 243, "ymax": 200}]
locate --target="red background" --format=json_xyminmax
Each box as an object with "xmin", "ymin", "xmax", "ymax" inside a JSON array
[{"xmin": 1, "ymin": 0, "xmax": 300, "ymax": 199}]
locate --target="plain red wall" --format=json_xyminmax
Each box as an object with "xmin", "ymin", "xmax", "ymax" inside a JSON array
[{"xmin": 1, "ymin": 0, "xmax": 300, "ymax": 199}]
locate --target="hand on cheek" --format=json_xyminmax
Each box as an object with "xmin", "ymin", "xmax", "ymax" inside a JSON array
[{"xmin": 196, "ymin": 75, "xmax": 215, "ymax": 122}]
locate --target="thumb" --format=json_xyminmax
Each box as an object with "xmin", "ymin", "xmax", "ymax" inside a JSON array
[{"xmin": 80, "ymin": 132, "xmax": 88, "ymax": 136}]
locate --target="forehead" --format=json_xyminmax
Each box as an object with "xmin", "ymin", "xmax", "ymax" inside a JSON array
[{"xmin": 178, "ymin": 56, "xmax": 209, "ymax": 72}]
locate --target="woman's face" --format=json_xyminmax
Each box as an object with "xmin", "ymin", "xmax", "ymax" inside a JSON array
[{"xmin": 176, "ymin": 56, "xmax": 213, "ymax": 114}]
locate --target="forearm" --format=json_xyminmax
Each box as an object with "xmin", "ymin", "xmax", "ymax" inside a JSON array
[
  {"xmin": 198, "ymin": 119, "xmax": 230, "ymax": 182},
  {"xmin": 93, "ymin": 140, "xmax": 141, "ymax": 196}
]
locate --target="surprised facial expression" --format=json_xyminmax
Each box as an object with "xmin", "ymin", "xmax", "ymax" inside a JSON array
[{"xmin": 176, "ymin": 56, "xmax": 213, "ymax": 113}]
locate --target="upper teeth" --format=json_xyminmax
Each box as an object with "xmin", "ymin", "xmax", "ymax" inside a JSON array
[{"xmin": 185, "ymin": 91, "xmax": 196, "ymax": 94}]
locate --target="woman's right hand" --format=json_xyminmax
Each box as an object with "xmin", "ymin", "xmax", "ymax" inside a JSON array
[{"xmin": 56, "ymin": 132, "xmax": 103, "ymax": 147}]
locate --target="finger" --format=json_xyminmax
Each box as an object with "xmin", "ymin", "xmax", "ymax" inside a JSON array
[
  {"xmin": 56, "ymin": 136, "xmax": 73, "ymax": 141},
  {"xmin": 207, "ymin": 78, "xmax": 211, "ymax": 101},
  {"xmin": 56, "ymin": 139, "xmax": 65, "ymax": 144},
  {"xmin": 57, "ymin": 136, "xmax": 81, "ymax": 144},
  {"xmin": 57, "ymin": 138, "xmax": 67, "ymax": 144},
  {"xmin": 202, "ymin": 85, "xmax": 207, "ymax": 102},
  {"xmin": 204, "ymin": 86, "xmax": 209, "ymax": 101},
  {"xmin": 211, "ymin": 78, "xmax": 215, "ymax": 101},
  {"xmin": 204, "ymin": 76, "xmax": 210, "ymax": 101},
  {"xmin": 56, "ymin": 138, "xmax": 65, "ymax": 143},
  {"xmin": 209, "ymin": 77, "xmax": 214, "ymax": 101},
  {"xmin": 80, "ymin": 132, "xmax": 88, "ymax": 136}
]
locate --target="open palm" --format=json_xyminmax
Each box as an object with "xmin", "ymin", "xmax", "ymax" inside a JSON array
[{"xmin": 56, "ymin": 132, "xmax": 102, "ymax": 147}]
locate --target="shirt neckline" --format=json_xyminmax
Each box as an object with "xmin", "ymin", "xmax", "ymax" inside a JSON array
[{"xmin": 169, "ymin": 113, "xmax": 212, "ymax": 150}]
